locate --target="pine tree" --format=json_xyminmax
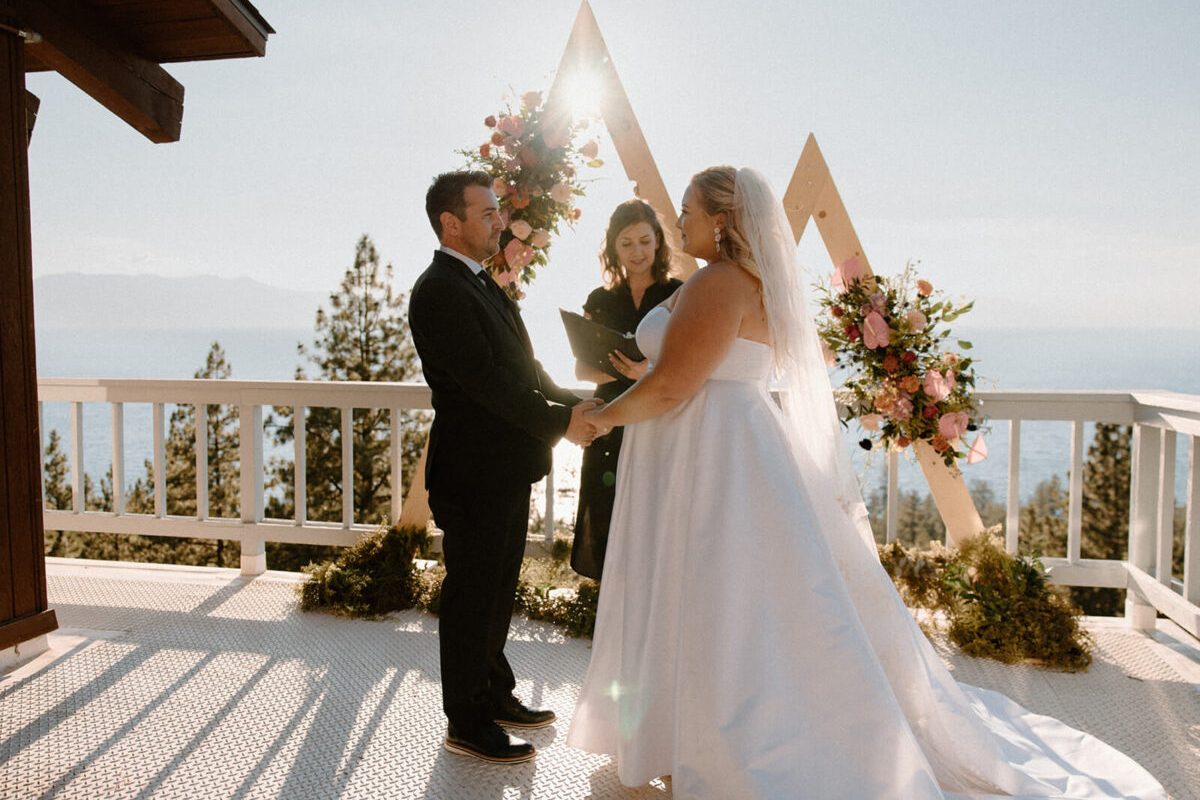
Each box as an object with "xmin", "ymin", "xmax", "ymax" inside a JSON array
[
  {"xmin": 1073, "ymin": 424, "xmax": 1132, "ymax": 615},
  {"xmin": 267, "ymin": 235, "xmax": 428, "ymax": 571}
]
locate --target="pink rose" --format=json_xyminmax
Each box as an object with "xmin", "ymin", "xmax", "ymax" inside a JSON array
[
  {"xmin": 530, "ymin": 229, "xmax": 551, "ymax": 248},
  {"xmin": 496, "ymin": 265, "xmax": 520, "ymax": 287},
  {"xmin": 862, "ymin": 311, "xmax": 890, "ymax": 349},
  {"xmin": 869, "ymin": 292, "xmax": 886, "ymax": 312},
  {"xmin": 906, "ymin": 310, "xmax": 927, "ymax": 331},
  {"xmin": 579, "ymin": 139, "xmax": 600, "ymax": 159},
  {"xmin": 938, "ymin": 411, "xmax": 970, "ymax": 441},
  {"xmin": 833, "ymin": 256, "xmax": 865, "ymax": 291},
  {"xmin": 892, "ymin": 396, "xmax": 913, "ymax": 421},
  {"xmin": 916, "ymin": 279, "xmax": 933, "ymax": 296},
  {"xmin": 484, "ymin": 115, "xmax": 497, "ymax": 128},
  {"xmin": 503, "ymin": 239, "xmax": 535, "ymax": 270},
  {"xmin": 479, "ymin": 143, "xmax": 491, "ymax": 158},
  {"xmin": 860, "ymin": 413, "xmax": 883, "ymax": 431},
  {"xmin": 572, "ymin": 207, "xmax": 583, "ymax": 220},
  {"xmin": 944, "ymin": 352, "xmax": 960, "ymax": 367},
  {"xmin": 923, "ymin": 369, "xmax": 955, "ymax": 402},
  {"xmin": 497, "ymin": 115, "xmax": 525, "ymax": 138},
  {"xmin": 550, "ymin": 181, "xmax": 572, "ymax": 205},
  {"xmin": 509, "ymin": 219, "xmax": 533, "ymax": 240},
  {"xmin": 490, "ymin": 131, "xmax": 505, "ymax": 146},
  {"xmin": 521, "ymin": 90, "xmax": 543, "ymax": 110},
  {"xmin": 492, "ymin": 177, "xmax": 508, "ymax": 197},
  {"xmin": 966, "ymin": 434, "xmax": 988, "ymax": 464}
]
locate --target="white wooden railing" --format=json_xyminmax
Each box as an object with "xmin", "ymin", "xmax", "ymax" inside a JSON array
[
  {"xmin": 38, "ymin": 379, "xmax": 1200, "ymax": 637},
  {"xmin": 37, "ymin": 378, "xmax": 562, "ymax": 576}
]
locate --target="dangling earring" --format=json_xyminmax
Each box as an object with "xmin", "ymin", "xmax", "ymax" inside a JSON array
[{"xmin": 713, "ymin": 226, "xmax": 722, "ymax": 253}]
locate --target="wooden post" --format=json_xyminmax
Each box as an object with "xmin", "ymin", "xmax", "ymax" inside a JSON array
[
  {"xmin": 783, "ymin": 135, "xmax": 985, "ymax": 547},
  {"xmin": 0, "ymin": 12, "xmax": 58, "ymax": 658}
]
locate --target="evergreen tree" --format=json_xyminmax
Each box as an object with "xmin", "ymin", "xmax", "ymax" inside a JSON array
[
  {"xmin": 1074, "ymin": 424, "xmax": 1132, "ymax": 615},
  {"xmin": 267, "ymin": 235, "xmax": 428, "ymax": 571}
]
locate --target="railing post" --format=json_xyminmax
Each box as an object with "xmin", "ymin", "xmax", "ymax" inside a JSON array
[
  {"xmin": 152, "ymin": 403, "xmax": 165, "ymax": 517},
  {"xmin": 195, "ymin": 404, "xmax": 208, "ymax": 521},
  {"xmin": 111, "ymin": 403, "xmax": 124, "ymax": 515},
  {"xmin": 1156, "ymin": 432, "xmax": 1177, "ymax": 587},
  {"xmin": 294, "ymin": 406, "xmax": 307, "ymax": 526},
  {"xmin": 1126, "ymin": 423, "xmax": 1162, "ymax": 630},
  {"xmin": 341, "ymin": 407, "xmax": 353, "ymax": 529},
  {"xmin": 543, "ymin": 450, "xmax": 555, "ymax": 545},
  {"xmin": 1005, "ymin": 419, "xmax": 1021, "ymax": 553},
  {"xmin": 1185, "ymin": 435, "xmax": 1200, "ymax": 606},
  {"xmin": 390, "ymin": 407, "xmax": 402, "ymax": 527},
  {"xmin": 1067, "ymin": 421, "xmax": 1084, "ymax": 562},
  {"xmin": 239, "ymin": 403, "xmax": 265, "ymax": 575},
  {"xmin": 885, "ymin": 448, "xmax": 898, "ymax": 543},
  {"xmin": 69, "ymin": 401, "xmax": 83, "ymax": 513}
]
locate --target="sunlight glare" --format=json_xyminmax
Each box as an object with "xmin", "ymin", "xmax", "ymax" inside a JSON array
[{"xmin": 562, "ymin": 68, "xmax": 605, "ymax": 121}]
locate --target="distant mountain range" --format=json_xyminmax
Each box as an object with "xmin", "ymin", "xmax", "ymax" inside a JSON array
[{"xmin": 34, "ymin": 273, "xmax": 326, "ymax": 330}]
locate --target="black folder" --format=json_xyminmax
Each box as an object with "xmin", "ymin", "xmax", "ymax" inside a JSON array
[{"xmin": 560, "ymin": 309, "xmax": 645, "ymax": 381}]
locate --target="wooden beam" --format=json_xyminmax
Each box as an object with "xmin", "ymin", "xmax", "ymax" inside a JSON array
[
  {"xmin": 0, "ymin": 11, "xmax": 58, "ymax": 652},
  {"xmin": 20, "ymin": 0, "xmax": 184, "ymax": 143},
  {"xmin": 24, "ymin": 88, "xmax": 36, "ymax": 143},
  {"xmin": 546, "ymin": 1, "xmax": 698, "ymax": 279}
]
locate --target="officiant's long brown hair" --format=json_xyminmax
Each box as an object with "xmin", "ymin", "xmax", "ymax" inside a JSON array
[{"xmin": 599, "ymin": 199, "xmax": 674, "ymax": 289}]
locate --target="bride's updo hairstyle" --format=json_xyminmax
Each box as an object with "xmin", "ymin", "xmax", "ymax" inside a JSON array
[{"xmin": 689, "ymin": 165, "xmax": 759, "ymax": 279}]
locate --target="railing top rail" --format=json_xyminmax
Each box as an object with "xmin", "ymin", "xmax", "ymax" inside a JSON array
[
  {"xmin": 36, "ymin": 379, "xmax": 1200, "ymax": 432},
  {"xmin": 37, "ymin": 378, "xmax": 434, "ymax": 408}
]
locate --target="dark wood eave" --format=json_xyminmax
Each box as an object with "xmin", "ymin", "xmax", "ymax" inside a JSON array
[{"xmin": 23, "ymin": 0, "xmax": 274, "ymax": 70}]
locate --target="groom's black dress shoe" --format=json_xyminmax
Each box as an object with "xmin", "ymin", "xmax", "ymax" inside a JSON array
[
  {"xmin": 493, "ymin": 696, "xmax": 557, "ymax": 729},
  {"xmin": 444, "ymin": 722, "xmax": 536, "ymax": 764}
]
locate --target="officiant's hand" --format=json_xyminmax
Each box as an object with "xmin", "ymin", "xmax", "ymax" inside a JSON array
[
  {"xmin": 609, "ymin": 350, "xmax": 648, "ymax": 381},
  {"xmin": 565, "ymin": 399, "xmax": 604, "ymax": 446}
]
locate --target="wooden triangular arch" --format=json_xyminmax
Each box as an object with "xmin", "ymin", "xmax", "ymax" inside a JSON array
[
  {"xmin": 781, "ymin": 135, "xmax": 985, "ymax": 544},
  {"xmin": 403, "ymin": 3, "xmax": 984, "ymax": 545}
]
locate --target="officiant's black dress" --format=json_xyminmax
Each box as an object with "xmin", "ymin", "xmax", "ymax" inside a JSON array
[{"xmin": 572, "ymin": 277, "xmax": 683, "ymax": 579}]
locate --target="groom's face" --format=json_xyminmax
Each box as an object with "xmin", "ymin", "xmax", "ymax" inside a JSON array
[{"xmin": 457, "ymin": 185, "xmax": 504, "ymax": 262}]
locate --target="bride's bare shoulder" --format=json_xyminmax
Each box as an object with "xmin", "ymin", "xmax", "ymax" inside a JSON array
[{"xmin": 678, "ymin": 261, "xmax": 757, "ymax": 301}]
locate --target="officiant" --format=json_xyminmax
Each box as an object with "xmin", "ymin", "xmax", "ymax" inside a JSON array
[{"xmin": 572, "ymin": 200, "xmax": 682, "ymax": 579}]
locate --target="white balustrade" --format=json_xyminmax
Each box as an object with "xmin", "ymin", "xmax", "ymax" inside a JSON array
[{"xmin": 35, "ymin": 380, "xmax": 1200, "ymax": 637}]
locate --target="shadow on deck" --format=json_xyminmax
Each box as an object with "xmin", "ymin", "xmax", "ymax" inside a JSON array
[{"xmin": 2, "ymin": 559, "xmax": 1197, "ymax": 799}]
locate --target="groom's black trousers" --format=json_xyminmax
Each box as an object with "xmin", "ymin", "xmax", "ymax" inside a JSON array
[{"xmin": 429, "ymin": 481, "xmax": 530, "ymax": 732}]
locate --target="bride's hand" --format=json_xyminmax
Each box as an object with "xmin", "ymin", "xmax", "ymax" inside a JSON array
[
  {"xmin": 583, "ymin": 404, "xmax": 613, "ymax": 439},
  {"xmin": 609, "ymin": 350, "xmax": 648, "ymax": 381}
]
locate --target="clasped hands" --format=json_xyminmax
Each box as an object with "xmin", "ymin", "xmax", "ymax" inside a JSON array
[{"xmin": 565, "ymin": 399, "xmax": 614, "ymax": 447}]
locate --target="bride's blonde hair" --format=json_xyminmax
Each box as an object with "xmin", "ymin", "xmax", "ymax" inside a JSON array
[{"xmin": 689, "ymin": 165, "xmax": 759, "ymax": 280}]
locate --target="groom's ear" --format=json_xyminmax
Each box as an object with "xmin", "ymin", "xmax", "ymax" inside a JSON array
[{"xmin": 439, "ymin": 210, "xmax": 460, "ymax": 238}]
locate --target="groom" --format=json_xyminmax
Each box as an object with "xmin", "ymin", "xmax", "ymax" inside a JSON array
[{"xmin": 409, "ymin": 170, "xmax": 598, "ymax": 763}]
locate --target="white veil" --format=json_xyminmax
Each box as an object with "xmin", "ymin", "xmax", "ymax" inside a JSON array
[
  {"xmin": 731, "ymin": 167, "xmax": 1166, "ymax": 798},
  {"xmin": 733, "ymin": 167, "xmax": 875, "ymax": 551}
]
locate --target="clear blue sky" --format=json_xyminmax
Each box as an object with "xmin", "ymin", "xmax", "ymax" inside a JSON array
[{"xmin": 26, "ymin": 0, "xmax": 1200, "ymax": 379}]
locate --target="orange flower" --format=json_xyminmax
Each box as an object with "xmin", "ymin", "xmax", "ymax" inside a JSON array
[{"xmin": 511, "ymin": 191, "xmax": 531, "ymax": 209}]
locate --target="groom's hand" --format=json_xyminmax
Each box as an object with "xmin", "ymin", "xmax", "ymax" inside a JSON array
[{"xmin": 565, "ymin": 399, "xmax": 602, "ymax": 446}]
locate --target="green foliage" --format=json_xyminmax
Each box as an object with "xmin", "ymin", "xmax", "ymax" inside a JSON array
[
  {"xmin": 298, "ymin": 526, "xmax": 431, "ymax": 617},
  {"xmin": 880, "ymin": 533, "xmax": 1093, "ymax": 671},
  {"xmin": 514, "ymin": 581, "xmax": 600, "ymax": 639},
  {"xmin": 267, "ymin": 236, "xmax": 428, "ymax": 572}
]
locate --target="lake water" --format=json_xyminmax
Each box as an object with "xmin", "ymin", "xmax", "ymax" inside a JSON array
[{"xmin": 35, "ymin": 325, "xmax": 1199, "ymax": 510}]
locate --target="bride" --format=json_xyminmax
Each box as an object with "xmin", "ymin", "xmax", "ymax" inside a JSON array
[{"xmin": 565, "ymin": 165, "xmax": 1165, "ymax": 799}]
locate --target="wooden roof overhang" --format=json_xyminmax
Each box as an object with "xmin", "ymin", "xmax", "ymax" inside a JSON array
[{"xmin": 16, "ymin": 0, "xmax": 274, "ymax": 142}]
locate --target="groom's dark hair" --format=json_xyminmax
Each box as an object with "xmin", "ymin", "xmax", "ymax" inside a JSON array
[{"xmin": 426, "ymin": 170, "xmax": 493, "ymax": 238}]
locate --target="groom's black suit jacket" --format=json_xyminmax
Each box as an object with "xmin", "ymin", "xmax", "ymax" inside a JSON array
[{"xmin": 409, "ymin": 249, "xmax": 578, "ymax": 494}]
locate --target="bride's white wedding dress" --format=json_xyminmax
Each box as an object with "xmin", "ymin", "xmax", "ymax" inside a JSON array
[{"xmin": 567, "ymin": 305, "xmax": 1164, "ymax": 800}]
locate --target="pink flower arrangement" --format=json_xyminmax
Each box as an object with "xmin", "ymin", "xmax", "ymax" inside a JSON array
[
  {"xmin": 816, "ymin": 261, "xmax": 982, "ymax": 468},
  {"xmin": 461, "ymin": 89, "xmax": 603, "ymax": 297}
]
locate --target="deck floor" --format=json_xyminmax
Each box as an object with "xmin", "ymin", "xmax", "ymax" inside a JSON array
[{"xmin": 2, "ymin": 559, "xmax": 1198, "ymax": 800}]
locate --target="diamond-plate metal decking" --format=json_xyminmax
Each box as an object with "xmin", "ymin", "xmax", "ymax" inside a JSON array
[{"xmin": 1, "ymin": 559, "xmax": 1197, "ymax": 799}]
